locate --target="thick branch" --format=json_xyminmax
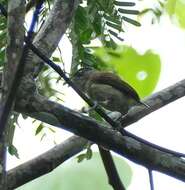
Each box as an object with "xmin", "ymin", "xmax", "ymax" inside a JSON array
[
  {"xmin": 16, "ymin": 0, "xmax": 79, "ymax": 112},
  {"xmin": 15, "ymin": 93, "xmax": 185, "ymax": 182},
  {"xmin": 6, "ymin": 136, "xmax": 87, "ymax": 190},
  {"xmin": 121, "ymin": 79, "xmax": 185, "ymax": 127},
  {"xmin": 0, "ymin": 1, "xmax": 25, "ymax": 188},
  {"xmin": 23, "ymin": 0, "xmax": 79, "ymax": 77}
]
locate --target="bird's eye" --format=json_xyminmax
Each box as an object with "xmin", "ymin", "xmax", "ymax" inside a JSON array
[
  {"xmin": 72, "ymin": 68, "xmax": 85, "ymax": 79},
  {"xmin": 75, "ymin": 68, "xmax": 85, "ymax": 77},
  {"xmin": 75, "ymin": 67, "xmax": 93, "ymax": 77}
]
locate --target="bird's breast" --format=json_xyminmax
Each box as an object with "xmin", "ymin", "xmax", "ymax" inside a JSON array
[{"xmin": 87, "ymin": 83, "xmax": 129, "ymax": 114}]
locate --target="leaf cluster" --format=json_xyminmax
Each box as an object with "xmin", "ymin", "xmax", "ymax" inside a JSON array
[
  {"xmin": 139, "ymin": 0, "xmax": 165, "ymax": 24},
  {"xmin": 69, "ymin": 0, "xmax": 140, "ymax": 72}
]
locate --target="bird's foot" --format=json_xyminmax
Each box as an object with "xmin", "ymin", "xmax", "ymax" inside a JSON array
[{"xmin": 81, "ymin": 101, "xmax": 99, "ymax": 114}]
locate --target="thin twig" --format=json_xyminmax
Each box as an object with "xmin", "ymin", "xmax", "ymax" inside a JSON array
[{"xmin": 148, "ymin": 169, "xmax": 154, "ymax": 190}]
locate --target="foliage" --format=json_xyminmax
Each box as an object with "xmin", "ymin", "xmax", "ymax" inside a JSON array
[
  {"xmin": 34, "ymin": 121, "xmax": 56, "ymax": 142},
  {"xmin": 7, "ymin": 113, "xmax": 20, "ymax": 158},
  {"xmin": 17, "ymin": 152, "xmax": 132, "ymax": 190},
  {"xmin": 37, "ymin": 68, "xmax": 64, "ymax": 100},
  {"xmin": 139, "ymin": 0, "xmax": 165, "ymax": 24},
  {"xmin": 138, "ymin": 0, "xmax": 185, "ymax": 28},
  {"xmin": 77, "ymin": 143, "xmax": 93, "ymax": 162},
  {"xmin": 69, "ymin": 1, "xmax": 161, "ymax": 98},
  {"xmin": 94, "ymin": 45, "xmax": 161, "ymax": 98},
  {"xmin": 165, "ymin": 0, "xmax": 185, "ymax": 28},
  {"xmin": 69, "ymin": 0, "xmax": 141, "ymax": 72}
]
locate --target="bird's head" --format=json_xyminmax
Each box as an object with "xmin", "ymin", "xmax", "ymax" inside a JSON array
[
  {"xmin": 73, "ymin": 67, "xmax": 94, "ymax": 78},
  {"xmin": 71, "ymin": 67, "xmax": 95, "ymax": 90}
]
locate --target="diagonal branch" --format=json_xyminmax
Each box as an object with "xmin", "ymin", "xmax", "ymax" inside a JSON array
[
  {"xmin": 15, "ymin": 93, "xmax": 185, "ymax": 182},
  {"xmin": 6, "ymin": 136, "xmax": 87, "ymax": 190},
  {"xmin": 121, "ymin": 79, "xmax": 185, "ymax": 127}
]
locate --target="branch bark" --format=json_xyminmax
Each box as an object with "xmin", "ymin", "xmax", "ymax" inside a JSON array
[
  {"xmin": 0, "ymin": 1, "xmax": 25, "ymax": 188},
  {"xmin": 23, "ymin": 0, "xmax": 79, "ymax": 77},
  {"xmin": 121, "ymin": 79, "xmax": 185, "ymax": 127},
  {"xmin": 15, "ymin": 92, "xmax": 185, "ymax": 182},
  {"xmin": 6, "ymin": 136, "xmax": 87, "ymax": 190}
]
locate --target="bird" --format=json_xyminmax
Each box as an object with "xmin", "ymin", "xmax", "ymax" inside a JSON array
[{"xmin": 72, "ymin": 67, "xmax": 149, "ymax": 115}]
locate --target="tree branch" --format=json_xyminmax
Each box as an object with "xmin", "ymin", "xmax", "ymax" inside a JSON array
[
  {"xmin": 6, "ymin": 136, "xmax": 87, "ymax": 190},
  {"xmin": 99, "ymin": 148, "xmax": 126, "ymax": 190},
  {"xmin": 1, "ymin": 0, "xmax": 185, "ymax": 187},
  {"xmin": 15, "ymin": 93, "xmax": 185, "ymax": 182},
  {"xmin": 23, "ymin": 0, "xmax": 79, "ymax": 77},
  {"xmin": 0, "ymin": 1, "xmax": 25, "ymax": 188},
  {"xmin": 2, "ymin": 4, "xmax": 121, "ymax": 189},
  {"xmin": 121, "ymin": 79, "xmax": 185, "ymax": 127}
]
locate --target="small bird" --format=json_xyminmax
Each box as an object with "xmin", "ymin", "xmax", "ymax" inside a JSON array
[{"xmin": 72, "ymin": 67, "xmax": 149, "ymax": 115}]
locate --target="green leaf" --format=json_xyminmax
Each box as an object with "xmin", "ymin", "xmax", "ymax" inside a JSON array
[
  {"xmin": 52, "ymin": 57, "xmax": 60, "ymax": 62},
  {"xmin": 77, "ymin": 154, "xmax": 86, "ymax": 163},
  {"xmin": 104, "ymin": 37, "xmax": 118, "ymax": 49},
  {"xmin": 122, "ymin": 16, "xmax": 141, "ymax": 26},
  {"xmin": 86, "ymin": 147, "xmax": 93, "ymax": 160},
  {"xmin": 108, "ymin": 30, "xmax": 124, "ymax": 41},
  {"xmin": 114, "ymin": 1, "xmax": 135, "ymax": 7},
  {"xmin": 35, "ymin": 123, "xmax": 44, "ymax": 135},
  {"xmin": 165, "ymin": 0, "xmax": 185, "ymax": 28},
  {"xmin": 93, "ymin": 13, "xmax": 102, "ymax": 35},
  {"xmin": 48, "ymin": 127, "xmax": 56, "ymax": 133},
  {"xmin": 75, "ymin": 6, "xmax": 89, "ymax": 32},
  {"xmin": 82, "ymin": 49, "xmax": 97, "ymax": 66},
  {"xmin": 80, "ymin": 28, "xmax": 93, "ymax": 43},
  {"xmin": 118, "ymin": 8, "xmax": 139, "ymax": 15},
  {"xmin": 94, "ymin": 45, "xmax": 161, "ymax": 98},
  {"xmin": 40, "ymin": 133, "xmax": 46, "ymax": 141},
  {"xmin": 17, "ymin": 152, "xmax": 132, "ymax": 190},
  {"xmin": 106, "ymin": 21, "xmax": 122, "ymax": 31},
  {"xmin": 165, "ymin": 0, "xmax": 177, "ymax": 15},
  {"xmin": 8, "ymin": 144, "xmax": 19, "ymax": 159},
  {"xmin": 104, "ymin": 14, "xmax": 121, "ymax": 25}
]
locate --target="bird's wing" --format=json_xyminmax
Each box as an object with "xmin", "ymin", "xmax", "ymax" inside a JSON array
[{"xmin": 90, "ymin": 72, "xmax": 140, "ymax": 102}]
